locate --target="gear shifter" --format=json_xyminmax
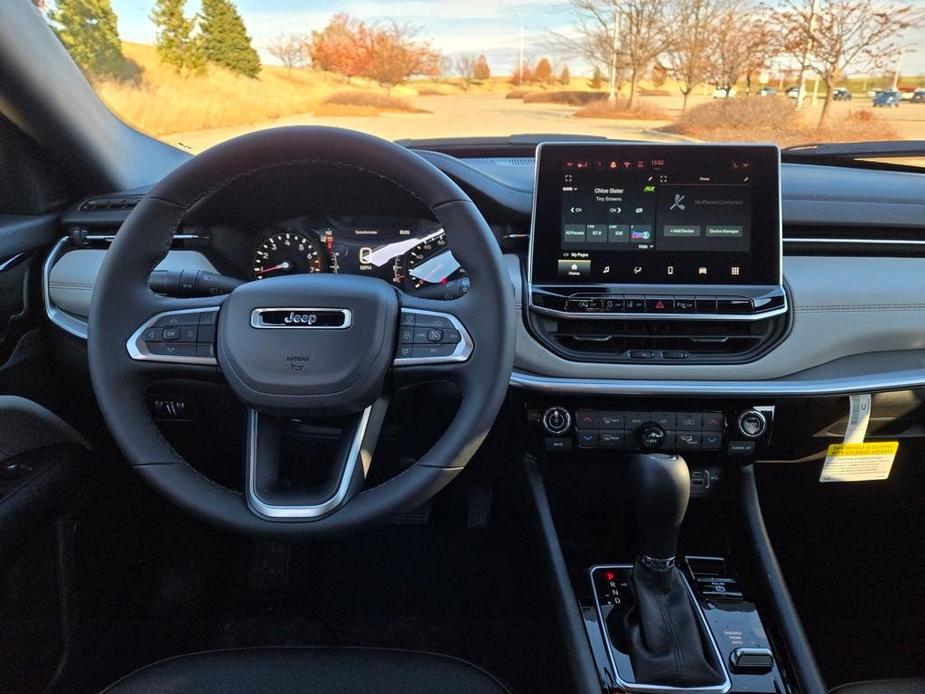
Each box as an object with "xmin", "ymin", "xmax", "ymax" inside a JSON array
[{"xmin": 619, "ymin": 453, "xmax": 722, "ymax": 687}]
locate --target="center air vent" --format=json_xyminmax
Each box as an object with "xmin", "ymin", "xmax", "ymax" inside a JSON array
[{"xmin": 527, "ymin": 313, "xmax": 788, "ymax": 364}]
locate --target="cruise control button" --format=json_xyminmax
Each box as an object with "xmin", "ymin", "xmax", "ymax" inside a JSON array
[
  {"xmin": 426, "ymin": 328, "xmax": 444, "ymax": 343},
  {"xmin": 414, "ymin": 314, "xmax": 452, "ymax": 329},
  {"xmin": 442, "ymin": 329, "xmax": 462, "ymax": 344},
  {"xmin": 400, "ymin": 311, "xmax": 416, "ymax": 326},
  {"xmin": 411, "ymin": 344, "xmax": 456, "ymax": 358},
  {"xmin": 399, "ymin": 327, "xmax": 414, "ymax": 344},
  {"xmin": 148, "ymin": 343, "xmax": 197, "ymax": 357},
  {"xmin": 197, "ymin": 325, "xmax": 216, "ymax": 344},
  {"xmin": 154, "ymin": 314, "xmax": 186, "ymax": 328}
]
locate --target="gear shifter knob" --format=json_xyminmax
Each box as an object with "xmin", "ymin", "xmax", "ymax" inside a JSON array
[{"xmin": 628, "ymin": 453, "xmax": 690, "ymax": 564}]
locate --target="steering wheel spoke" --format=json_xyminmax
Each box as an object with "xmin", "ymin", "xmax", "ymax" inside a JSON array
[
  {"xmin": 126, "ymin": 299, "xmax": 225, "ymax": 369},
  {"xmin": 245, "ymin": 398, "xmax": 389, "ymax": 521},
  {"xmin": 392, "ymin": 294, "xmax": 475, "ymax": 383}
]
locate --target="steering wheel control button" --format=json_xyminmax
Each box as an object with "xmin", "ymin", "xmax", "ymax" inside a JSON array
[
  {"xmin": 542, "ymin": 406, "xmax": 571, "ymax": 436},
  {"xmin": 737, "ymin": 410, "xmax": 768, "ymax": 438},
  {"xmin": 392, "ymin": 309, "xmax": 472, "ymax": 366},
  {"xmin": 129, "ymin": 307, "xmax": 221, "ymax": 366}
]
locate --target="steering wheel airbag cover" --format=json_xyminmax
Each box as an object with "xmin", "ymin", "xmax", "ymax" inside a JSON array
[{"xmin": 218, "ymin": 273, "xmax": 397, "ymax": 416}]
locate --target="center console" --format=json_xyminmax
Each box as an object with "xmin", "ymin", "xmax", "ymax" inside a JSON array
[
  {"xmin": 527, "ymin": 142, "xmax": 787, "ymax": 364},
  {"xmin": 521, "ymin": 144, "xmax": 812, "ymax": 693}
]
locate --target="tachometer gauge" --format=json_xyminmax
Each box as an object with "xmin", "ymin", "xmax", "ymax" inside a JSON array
[
  {"xmin": 405, "ymin": 231, "xmax": 463, "ymax": 289},
  {"xmin": 253, "ymin": 231, "xmax": 323, "ymax": 279}
]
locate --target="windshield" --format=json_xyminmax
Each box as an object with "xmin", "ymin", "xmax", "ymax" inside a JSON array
[{"xmin": 36, "ymin": 0, "xmax": 925, "ymax": 158}]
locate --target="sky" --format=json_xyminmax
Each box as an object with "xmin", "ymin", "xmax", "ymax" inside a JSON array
[{"xmin": 110, "ymin": 0, "xmax": 925, "ymax": 76}]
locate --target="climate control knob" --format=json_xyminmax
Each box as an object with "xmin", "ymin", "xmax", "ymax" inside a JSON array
[
  {"xmin": 542, "ymin": 406, "xmax": 572, "ymax": 436},
  {"xmin": 639, "ymin": 423, "xmax": 667, "ymax": 450},
  {"xmin": 737, "ymin": 410, "xmax": 768, "ymax": 438}
]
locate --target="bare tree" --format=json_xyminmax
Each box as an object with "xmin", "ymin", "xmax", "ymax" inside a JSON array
[
  {"xmin": 773, "ymin": 0, "xmax": 924, "ymax": 124},
  {"xmin": 549, "ymin": 0, "xmax": 671, "ymax": 108},
  {"xmin": 267, "ymin": 33, "xmax": 308, "ymax": 74},
  {"xmin": 663, "ymin": 0, "xmax": 724, "ymax": 110},
  {"xmin": 455, "ymin": 54, "xmax": 477, "ymax": 90},
  {"xmin": 707, "ymin": 3, "xmax": 775, "ymax": 97}
]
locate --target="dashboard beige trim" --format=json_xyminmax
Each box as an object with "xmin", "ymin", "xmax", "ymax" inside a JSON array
[{"xmin": 506, "ymin": 253, "xmax": 925, "ymax": 388}]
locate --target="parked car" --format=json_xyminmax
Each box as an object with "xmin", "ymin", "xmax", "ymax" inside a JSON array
[
  {"xmin": 833, "ymin": 87, "xmax": 852, "ymax": 101},
  {"xmin": 757, "ymin": 86, "xmax": 777, "ymax": 96},
  {"xmin": 712, "ymin": 85, "xmax": 737, "ymax": 98},
  {"xmin": 867, "ymin": 88, "xmax": 883, "ymax": 98},
  {"xmin": 785, "ymin": 86, "xmax": 800, "ymax": 99},
  {"xmin": 911, "ymin": 88, "xmax": 925, "ymax": 104},
  {"xmin": 872, "ymin": 90, "xmax": 902, "ymax": 107}
]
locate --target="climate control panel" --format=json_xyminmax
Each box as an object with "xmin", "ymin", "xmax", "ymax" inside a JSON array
[{"xmin": 530, "ymin": 402, "xmax": 773, "ymax": 457}]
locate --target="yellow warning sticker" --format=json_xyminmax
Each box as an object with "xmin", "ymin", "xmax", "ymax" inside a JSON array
[{"xmin": 820, "ymin": 442, "xmax": 898, "ymax": 483}]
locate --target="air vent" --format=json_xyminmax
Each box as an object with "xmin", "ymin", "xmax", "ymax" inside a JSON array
[
  {"xmin": 784, "ymin": 224, "xmax": 925, "ymax": 256},
  {"xmin": 80, "ymin": 196, "xmax": 141, "ymax": 211},
  {"xmin": 528, "ymin": 314, "xmax": 787, "ymax": 364}
]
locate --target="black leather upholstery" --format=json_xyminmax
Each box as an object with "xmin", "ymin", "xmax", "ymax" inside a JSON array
[
  {"xmin": 622, "ymin": 561, "xmax": 723, "ymax": 687},
  {"xmin": 102, "ymin": 647, "xmax": 512, "ymax": 694},
  {"xmin": 830, "ymin": 678, "xmax": 925, "ymax": 694}
]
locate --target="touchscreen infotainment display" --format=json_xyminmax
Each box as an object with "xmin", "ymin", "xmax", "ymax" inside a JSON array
[{"xmin": 530, "ymin": 143, "xmax": 781, "ymax": 286}]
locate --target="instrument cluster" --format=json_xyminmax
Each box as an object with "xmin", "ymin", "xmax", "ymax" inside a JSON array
[{"xmin": 251, "ymin": 214, "xmax": 466, "ymax": 292}]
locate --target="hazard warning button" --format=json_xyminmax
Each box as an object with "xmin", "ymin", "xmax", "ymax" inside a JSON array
[{"xmin": 645, "ymin": 297, "xmax": 675, "ymax": 313}]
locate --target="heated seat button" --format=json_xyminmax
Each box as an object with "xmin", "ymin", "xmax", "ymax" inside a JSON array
[
  {"xmin": 600, "ymin": 431, "xmax": 626, "ymax": 448},
  {"xmin": 677, "ymin": 433, "xmax": 702, "ymax": 449},
  {"xmin": 625, "ymin": 296, "xmax": 646, "ymax": 312}
]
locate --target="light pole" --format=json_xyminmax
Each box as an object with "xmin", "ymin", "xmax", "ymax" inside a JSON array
[{"xmin": 795, "ymin": 0, "xmax": 820, "ymax": 111}]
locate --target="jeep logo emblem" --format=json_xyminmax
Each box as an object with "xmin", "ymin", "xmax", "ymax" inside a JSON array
[
  {"xmin": 251, "ymin": 308, "xmax": 352, "ymax": 329},
  {"xmin": 284, "ymin": 312, "xmax": 318, "ymax": 325}
]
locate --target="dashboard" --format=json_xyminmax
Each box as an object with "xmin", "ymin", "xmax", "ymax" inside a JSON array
[
  {"xmin": 248, "ymin": 214, "xmax": 465, "ymax": 291},
  {"xmin": 44, "ymin": 140, "xmax": 925, "ymax": 398}
]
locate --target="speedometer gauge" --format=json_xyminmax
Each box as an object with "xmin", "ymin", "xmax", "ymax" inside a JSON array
[
  {"xmin": 405, "ymin": 231, "xmax": 463, "ymax": 289},
  {"xmin": 253, "ymin": 231, "xmax": 323, "ymax": 279}
]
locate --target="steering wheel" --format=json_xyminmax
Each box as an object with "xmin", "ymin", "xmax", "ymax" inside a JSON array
[{"xmin": 87, "ymin": 127, "xmax": 515, "ymax": 536}]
